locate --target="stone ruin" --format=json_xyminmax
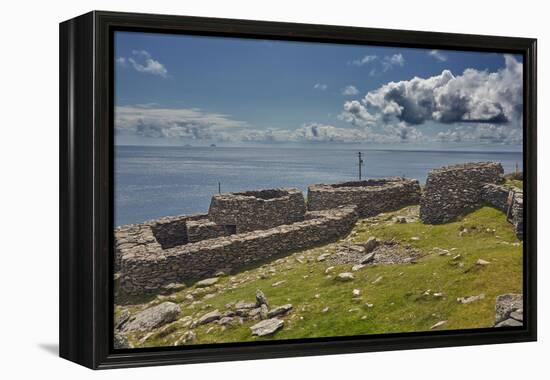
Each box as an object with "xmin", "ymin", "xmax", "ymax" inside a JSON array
[
  {"xmin": 208, "ymin": 188, "xmax": 306, "ymax": 233},
  {"xmin": 116, "ymin": 188, "xmax": 358, "ymax": 294},
  {"xmin": 307, "ymin": 177, "xmax": 421, "ymax": 217},
  {"xmin": 115, "ymin": 162, "xmax": 524, "ymax": 295},
  {"xmin": 420, "ymin": 162, "xmax": 504, "ymax": 224}
]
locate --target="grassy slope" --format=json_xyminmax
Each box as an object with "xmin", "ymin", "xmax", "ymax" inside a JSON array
[{"xmin": 119, "ymin": 205, "xmax": 522, "ymax": 348}]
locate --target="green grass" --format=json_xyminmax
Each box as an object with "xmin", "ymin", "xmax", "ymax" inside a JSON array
[{"xmin": 118, "ymin": 206, "xmax": 522, "ymax": 348}]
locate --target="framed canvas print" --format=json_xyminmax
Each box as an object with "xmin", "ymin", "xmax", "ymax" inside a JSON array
[{"xmin": 59, "ymin": 11, "xmax": 537, "ymax": 369}]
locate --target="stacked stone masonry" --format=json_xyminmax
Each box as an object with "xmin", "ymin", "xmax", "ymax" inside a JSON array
[
  {"xmin": 307, "ymin": 177, "xmax": 421, "ymax": 217},
  {"xmin": 481, "ymin": 183, "xmax": 524, "ymax": 239},
  {"xmin": 420, "ymin": 162, "xmax": 504, "ymax": 224},
  {"xmin": 118, "ymin": 206, "xmax": 358, "ymax": 294},
  {"xmin": 116, "ymin": 164, "xmax": 524, "ymax": 295},
  {"xmin": 208, "ymin": 188, "xmax": 306, "ymax": 233}
]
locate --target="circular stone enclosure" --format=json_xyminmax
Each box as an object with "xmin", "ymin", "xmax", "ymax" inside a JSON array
[
  {"xmin": 307, "ymin": 177, "xmax": 421, "ymax": 218},
  {"xmin": 208, "ymin": 188, "xmax": 306, "ymax": 233}
]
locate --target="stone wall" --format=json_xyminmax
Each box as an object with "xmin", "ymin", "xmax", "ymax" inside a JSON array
[
  {"xmin": 186, "ymin": 219, "xmax": 235, "ymax": 243},
  {"xmin": 481, "ymin": 184, "xmax": 524, "ymax": 239},
  {"xmin": 118, "ymin": 206, "xmax": 357, "ymax": 294},
  {"xmin": 420, "ymin": 162, "xmax": 504, "ymax": 224},
  {"xmin": 307, "ymin": 177, "xmax": 421, "ymax": 218},
  {"xmin": 208, "ymin": 188, "xmax": 306, "ymax": 233}
]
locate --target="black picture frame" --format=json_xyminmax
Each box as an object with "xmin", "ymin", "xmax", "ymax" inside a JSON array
[{"xmin": 59, "ymin": 10, "xmax": 537, "ymax": 369}]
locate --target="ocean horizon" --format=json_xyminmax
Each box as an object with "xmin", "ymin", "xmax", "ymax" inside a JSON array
[{"xmin": 114, "ymin": 144, "xmax": 522, "ymax": 226}]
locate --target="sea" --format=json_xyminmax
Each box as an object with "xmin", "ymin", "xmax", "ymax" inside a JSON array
[{"xmin": 115, "ymin": 144, "xmax": 522, "ymax": 227}]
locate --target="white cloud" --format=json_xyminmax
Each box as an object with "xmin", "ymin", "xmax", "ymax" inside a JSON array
[
  {"xmin": 429, "ymin": 50, "xmax": 447, "ymax": 62},
  {"xmin": 342, "ymin": 85, "xmax": 359, "ymax": 96},
  {"xmin": 115, "ymin": 105, "xmax": 248, "ymax": 141},
  {"xmin": 382, "ymin": 53, "xmax": 405, "ymax": 71},
  {"xmin": 313, "ymin": 83, "xmax": 328, "ymax": 90},
  {"xmin": 349, "ymin": 55, "xmax": 378, "ymax": 66},
  {"xmin": 355, "ymin": 54, "xmax": 522, "ymax": 125},
  {"xmin": 118, "ymin": 50, "xmax": 169, "ymax": 78}
]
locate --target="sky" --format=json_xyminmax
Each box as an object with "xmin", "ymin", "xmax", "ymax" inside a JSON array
[{"xmin": 114, "ymin": 31, "xmax": 523, "ymax": 149}]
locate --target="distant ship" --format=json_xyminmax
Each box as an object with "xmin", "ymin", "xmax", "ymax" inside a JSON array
[{"xmin": 210, "ymin": 144, "xmax": 217, "ymax": 147}]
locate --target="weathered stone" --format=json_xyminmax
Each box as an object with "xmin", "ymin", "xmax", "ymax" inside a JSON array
[
  {"xmin": 495, "ymin": 293, "xmax": 523, "ymax": 324},
  {"xmin": 260, "ymin": 304, "xmax": 269, "ymax": 320},
  {"xmin": 122, "ymin": 302, "xmax": 181, "ymax": 332},
  {"xmin": 235, "ymin": 300, "xmax": 256, "ymax": 310},
  {"xmin": 255, "ymin": 289, "xmax": 269, "ymax": 307},
  {"xmin": 481, "ymin": 184, "xmax": 523, "ymax": 239},
  {"xmin": 457, "ymin": 294, "xmax": 485, "ymax": 304},
  {"xmin": 250, "ymin": 318, "xmax": 284, "ymax": 336},
  {"xmin": 218, "ymin": 317, "xmax": 235, "ymax": 326},
  {"xmin": 197, "ymin": 309, "xmax": 221, "ymax": 325},
  {"xmin": 495, "ymin": 318, "xmax": 523, "ymax": 327},
  {"xmin": 430, "ymin": 320, "xmax": 447, "ymax": 330},
  {"xmin": 351, "ymin": 264, "xmax": 365, "ymax": 271},
  {"xmin": 209, "ymin": 188, "xmax": 306, "ymax": 233},
  {"xmin": 308, "ymin": 177, "xmax": 421, "ymax": 218},
  {"xmin": 196, "ymin": 277, "xmax": 219, "ymax": 287},
  {"xmin": 336, "ymin": 272, "xmax": 354, "ymax": 282},
  {"xmin": 364, "ymin": 237, "xmax": 379, "ymax": 253},
  {"xmin": 510, "ymin": 310, "xmax": 523, "ymax": 322},
  {"xmin": 420, "ymin": 162, "xmax": 504, "ymax": 224},
  {"xmin": 115, "ymin": 309, "xmax": 131, "ymax": 331},
  {"xmin": 359, "ymin": 252, "xmax": 375, "ymax": 265},
  {"xmin": 113, "ymin": 332, "xmax": 130, "ymax": 349},
  {"xmin": 476, "ymin": 259, "xmax": 490, "ymax": 266},
  {"xmin": 267, "ymin": 304, "xmax": 293, "ymax": 318}
]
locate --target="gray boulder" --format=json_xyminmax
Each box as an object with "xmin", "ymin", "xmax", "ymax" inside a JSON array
[
  {"xmin": 250, "ymin": 318, "xmax": 284, "ymax": 336},
  {"xmin": 256, "ymin": 288, "xmax": 269, "ymax": 307},
  {"xmin": 336, "ymin": 272, "xmax": 354, "ymax": 282},
  {"xmin": 197, "ymin": 309, "xmax": 221, "ymax": 325},
  {"xmin": 113, "ymin": 332, "xmax": 130, "ymax": 349},
  {"xmin": 364, "ymin": 237, "xmax": 380, "ymax": 253},
  {"xmin": 196, "ymin": 277, "xmax": 219, "ymax": 287},
  {"xmin": 495, "ymin": 294, "xmax": 523, "ymax": 324},
  {"xmin": 267, "ymin": 304, "xmax": 293, "ymax": 318},
  {"xmin": 495, "ymin": 318, "xmax": 523, "ymax": 328},
  {"xmin": 122, "ymin": 302, "xmax": 181, "ymax": 332},
  {"xmin": 359, "ymin": 252, "xmax": 375, "ymax": 265}
]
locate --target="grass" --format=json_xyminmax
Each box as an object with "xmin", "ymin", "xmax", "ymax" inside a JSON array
[{"xmin": 118, "ymin": 205, "xmax": 522, "ymax": 348}]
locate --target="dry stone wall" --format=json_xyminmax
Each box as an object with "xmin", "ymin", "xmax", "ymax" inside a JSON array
[
  {"xmin": 118, "ymin": 206, "xmax": 358, "ymax": 294},
  {"xmin": 208, "ymin": 188, "xmax": 306, "ymax": 233},
  {"xmin": 307, "ymin": 177, "xmax": 421, "ymax": 218},
  {"xmin": 481, "ymin": 184, "xmax": 524, "ymax": 239},
  {"xmin": 420, "ymin": 162, "xmax": 504, "ymax": 224}
]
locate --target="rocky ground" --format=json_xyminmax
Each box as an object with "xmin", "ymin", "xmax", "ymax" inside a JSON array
[{"xmin": 114, "ymin": 205, "xmax": 523, "ymax": 349}]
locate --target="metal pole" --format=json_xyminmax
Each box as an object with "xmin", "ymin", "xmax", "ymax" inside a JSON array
[
  {"xmin": 358, "ymin": 152, "xmax": 363, "ymax": 180},
  {"xmin": 218, "ymin": 182, "xmax": 221, "ymax": 194}
]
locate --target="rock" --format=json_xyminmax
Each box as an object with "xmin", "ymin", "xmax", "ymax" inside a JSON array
[
  {"xmin": 430, "ymin": 320, "xmax": 447, "ymax": 330},
  {"xmin": 248, "ymin": 307, "xmax": 263, "ymax": 319},
  {"xmin": 364, "ymin": 237, "xmax": 379, "ymax": 253},
  {"xmin": 495, "ymin": 318, "xmax": 523, "ymax": 327},
  {"xmin": 317, "ymin": 253, "xmax": 331, "ymax": 262},
  {"xmin": 452, "ymin": 254, "xmax": 461, "ymax": 261},
  {"xmin": 115, "ymin": 309, "xmax": 131, "ymax": 331},
  {"xmin": 196, "ymin": 277, "xmax": 219, "ymax": 287},
  {"xmin": 457, "ymin": 294, "xmax": 485, "ymax": 304},
  {"xmin": 218, "ymin": 317, "xmax": 235, "ymax": 326},
  {"xmin": 197, "ymin": 309, "xmax": 221, "ymax": 325},
  {"xmin": 267, "ymin": 304, "xmax": 293, "ymax": 318},
  {"xmin": 322, "ymin": 307, "xmax": 330, "ymax": 313},
  {"xmin": 510, "ymin": 310, "xmax": 523, "ymax": 321},
  {"xmin": 122, "ymin": 302, "xmax": 181, "ymax": 332},
  {"xmin": 495, "ymin": 293, "xmax": 523, "ymax": 324},
  {"xmin": 371, "ymin": 276, "xmax": 383, "ymax": 285},
  {"xmin": 235, "ymin": 300, "xmax": 256, "ymax": 309},
  {"xmin": 352, "ymin": 264, "xmax": 365, "ymax": 271},
  {"xmin": 250, "ymin": 318, "xmax": 284, "ymax": 336},
  {"xmin": 175, "ymin": 330, "xmax": 197, "ymax": 345},
  {"xmin": 256, "ymin": 289, "xmax": 269, "ymax": 307},
  {"xmin": 352, "ymin": 289, "xmax": 361, "ymax": 297},
  {"xmin": 259, "ymin": 304, "xmax": 268, "ymax": 320},
  {"xmin": 410, "ymin": 236, "xmax": 420, "ymax": 241},
  {"xmin": 325, "ymin": 266, "xmax": 335, "ymax": 274},
  {"xmin": 272, "ymin": 280, "xmax": 286, "ymax": 287},
  {"xmin": 336, "ymin": 272, "xmax": 354, "ymax": 281},
  {"xmin": 359, "ymin": 252, "xmax": 375, "ymax": 265},
  {"xmin": 113, "ymin": 332, "xmax": 130, "ymax": 349},
  {"xmin": 476, "ymin": 259, "xmax": 491, "ymax": 266}
]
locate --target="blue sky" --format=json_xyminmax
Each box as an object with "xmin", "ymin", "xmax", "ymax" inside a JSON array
[{"xmin": 114, "ymin": 31, "xmax": 523, "ymax": 148}]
